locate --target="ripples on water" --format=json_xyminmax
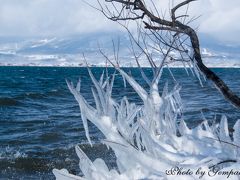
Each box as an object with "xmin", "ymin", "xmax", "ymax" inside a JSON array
[{"xmin": 0, "ymin": 66, "xmax": 239, "ymax": 179}]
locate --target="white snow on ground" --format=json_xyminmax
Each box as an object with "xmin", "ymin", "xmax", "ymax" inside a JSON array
[
  {"xmin": 0, "ymin": 51, "xmax": 239, "ymax": 67},
  {"xmin": 0, "ymin": 37, "xmax": 239, "ymax": 67}
]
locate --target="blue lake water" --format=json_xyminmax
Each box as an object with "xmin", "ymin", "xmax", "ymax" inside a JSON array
[{"xmin": 0, "ymin": 67, "xmax": 239, "ymax": 179}]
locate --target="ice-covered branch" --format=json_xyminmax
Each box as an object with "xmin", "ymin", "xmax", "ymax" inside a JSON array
[{"xmin": 53, "ymin": 66, "xmax": 240, "ymax": 179}]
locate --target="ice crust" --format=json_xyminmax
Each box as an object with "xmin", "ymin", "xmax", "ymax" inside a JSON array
[{"xmin": 53, "ymin": 67, "xmax": 240, "ymax": 180}]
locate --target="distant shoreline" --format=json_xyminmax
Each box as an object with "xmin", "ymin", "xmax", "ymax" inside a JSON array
[{"xmin": 0, "ymin": 65, "xmax": 239, "ymax": 68}]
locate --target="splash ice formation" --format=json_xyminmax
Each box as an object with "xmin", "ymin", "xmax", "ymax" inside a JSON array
[{"xmin": 53, "ymin": 66, "xmax": 240, "ymax": 180}]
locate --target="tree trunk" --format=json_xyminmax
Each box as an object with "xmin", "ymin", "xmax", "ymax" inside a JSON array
[{"xmin": 180, "ymin": 22, "xmax": 240, "ymax": 108}]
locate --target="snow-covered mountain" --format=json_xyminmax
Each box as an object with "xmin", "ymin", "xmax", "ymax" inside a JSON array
[{"xmin": 0, "ymin": 32, "xmax": 239, "ymax": 67}]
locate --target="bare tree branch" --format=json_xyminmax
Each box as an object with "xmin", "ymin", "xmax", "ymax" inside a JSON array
[
  {"xmin": 94, "ymin": 0, "xmax": 240, "ymax": 108},
  {"xmin": 171, "ymin": 0, "xmax": 197, "ymax": 22}
]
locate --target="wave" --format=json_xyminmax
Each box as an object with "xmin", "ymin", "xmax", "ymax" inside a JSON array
[
  {"xmin": 24, "ymin": 92, "xmax": 48, "ymax": 99},
  {"xmin": 0, "ymin": 97, "xmax": 21, "ymax": 106},
  {"xmin": 39, "ymin": 132, "xmax": 64, "ymax": 142},
  {"xmin": 0, "ymin": 142, "xmax": 114, "ymax": 178},
  {"xmin": 0, "ymin": 147, "xmax": 27, "ymax": 160},
  {"xmin": 0, "ymin": 157, "xmax": 51, "ymax": 173},
  {"xmin": 0, "ymin": 142, "xmax": 111, "ymax": 161},
  {"xmin": 14, "ymin": 90, "xmax": 66, "ymax": 101}
]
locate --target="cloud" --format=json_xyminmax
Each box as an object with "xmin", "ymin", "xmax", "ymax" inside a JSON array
[
  {"xmin": 0, "ymin": 0, "xmax": 239, "ymax": 44},
  {"xmin": 199, "ymin": 0, "xmax": 240, "ymax": 44},
  {"xmin": 0, "ymin": 0, "xmax": 120, "ymax": 37}
]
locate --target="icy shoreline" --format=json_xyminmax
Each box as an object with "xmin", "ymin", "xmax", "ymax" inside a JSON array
[
  {"xmin": 1, "ymin": 65, "xmax": 240, "ymax": 68},
  {"xmin": 53, "ymin": 66, "xmax": 240, "ymax": 180}
]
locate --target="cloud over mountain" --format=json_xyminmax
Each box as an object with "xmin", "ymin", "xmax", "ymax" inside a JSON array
[{"xmin": 0, "ymin": 0, "xmax": 239, "ymax": 44}]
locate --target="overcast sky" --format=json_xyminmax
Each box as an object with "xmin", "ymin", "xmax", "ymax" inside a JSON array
[{"xmin": 0, "ymin": 0, "xmax": 239, "ymax": 44}]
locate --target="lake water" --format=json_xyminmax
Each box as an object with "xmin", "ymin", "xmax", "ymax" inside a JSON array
[{"xmin": 0, "ymin": 67, "xmax": 239, "ymax": 179}]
